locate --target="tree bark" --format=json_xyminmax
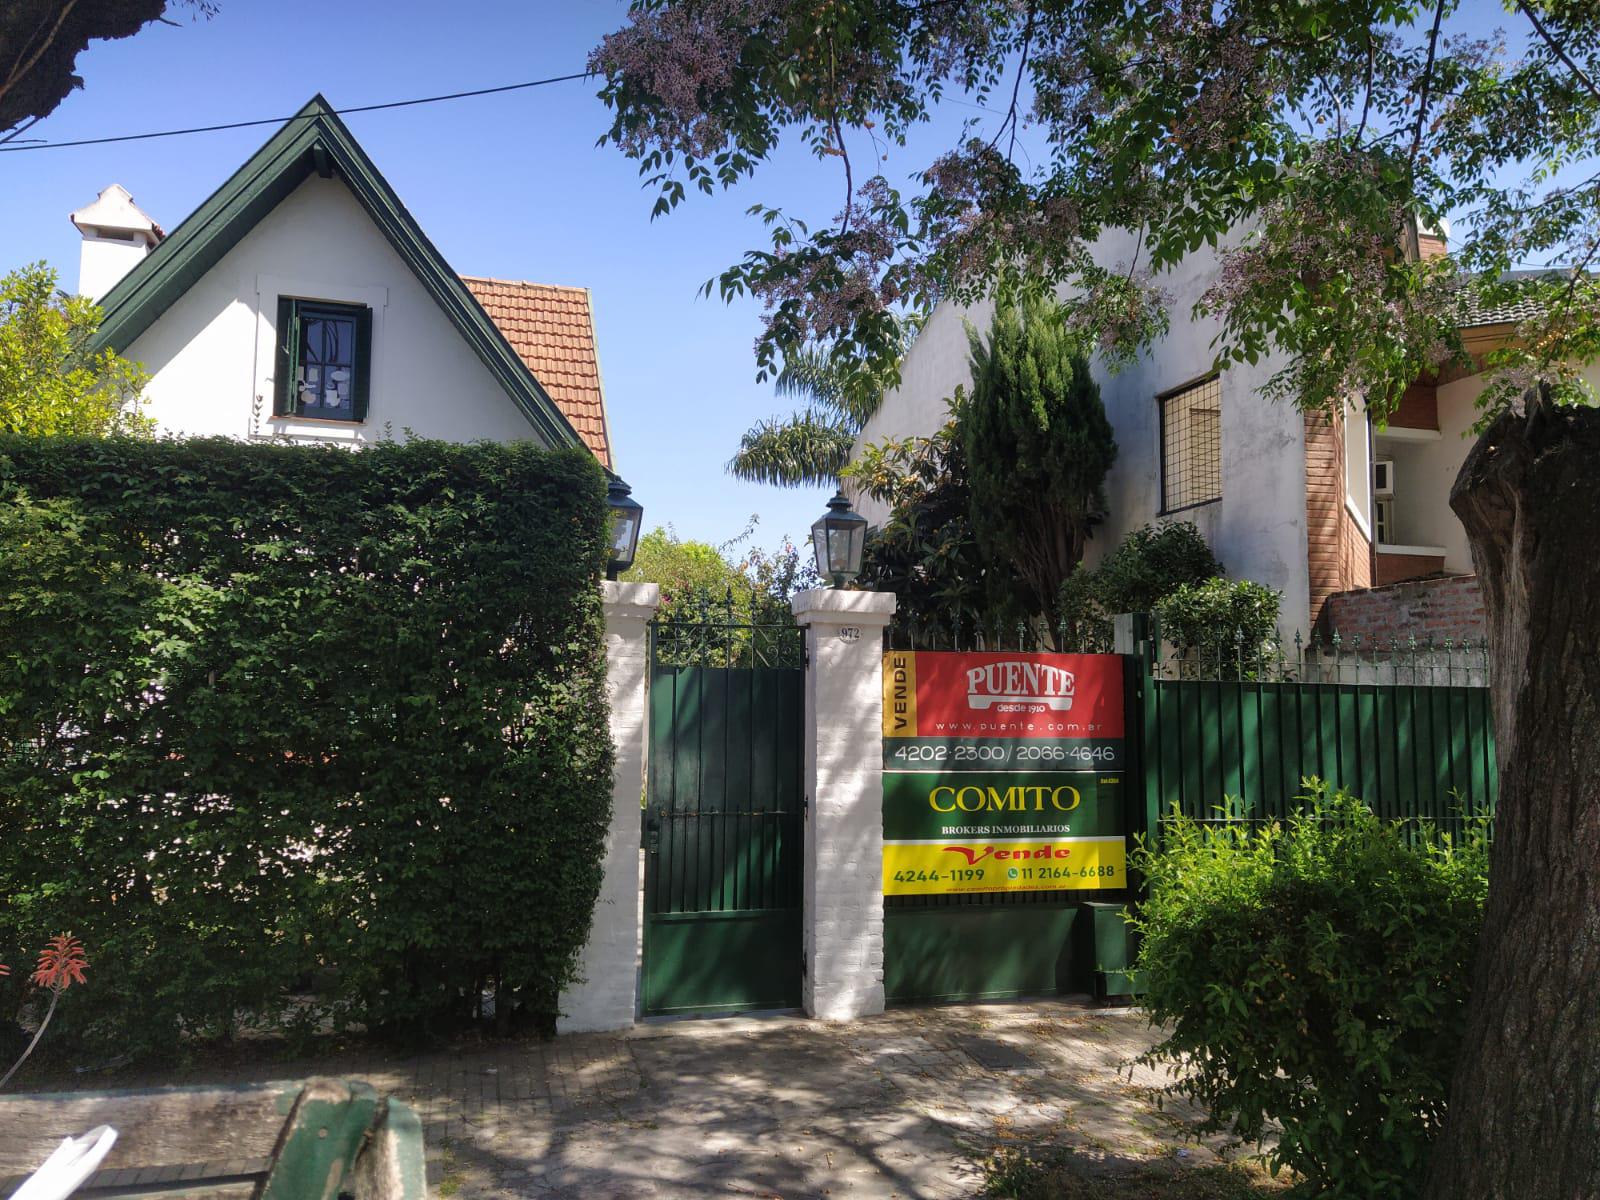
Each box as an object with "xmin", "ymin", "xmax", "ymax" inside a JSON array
[{"xmin": 1424, "ymin": 403, "xmax": 1600, "ymax": 1198}]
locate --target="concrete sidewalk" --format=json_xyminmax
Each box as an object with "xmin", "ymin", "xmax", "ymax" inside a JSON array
[{"xmin": 4, "ymin": 999, "xmax": 1254, "ymax": 1199}]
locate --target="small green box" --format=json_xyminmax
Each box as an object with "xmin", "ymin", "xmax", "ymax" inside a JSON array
[{"xmin": 1074, "ymin": 902, "xmax": 1145, "ymax": 999}]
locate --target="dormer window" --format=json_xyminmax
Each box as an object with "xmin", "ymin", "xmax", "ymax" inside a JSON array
[{"xmin": 274, "ymin": 297, "xmax": 371, "ymax": 421}]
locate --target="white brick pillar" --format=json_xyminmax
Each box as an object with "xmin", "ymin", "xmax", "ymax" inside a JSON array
[
  {"xmin": 558, "ymin": 579, "xmax": 660, "ymax": 1034},
  {"xmin": 791, "ymin": 587, "xmax": 897, "ymax": 1020}
]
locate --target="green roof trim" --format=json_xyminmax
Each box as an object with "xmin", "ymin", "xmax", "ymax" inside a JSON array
[{"xmin": 91, "ymin": 95, "xmax": 584, "ymax": 453}]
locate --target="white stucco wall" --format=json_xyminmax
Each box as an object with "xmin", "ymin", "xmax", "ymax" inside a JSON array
[
  {"xmin": 125, "ymin": 175, "xmax": 540, "ymax": 446},
  {"xmin": 559, "ymin": 580, "xmax": 660, "ymax": 1034},
  {"xmin": 791, "ymin": 588, "xmax": 898, "ymax": 1021},
  {"xmin": 853, "ymin": 296, "xmax": 994, "ymax": 506},
  {"xmin": 80, "ymin": 233, "xmax": 154, "ymax": 303},
  {"xmin": 854, "ymin": 232, "xmax": 1312, "ymax": 635}
]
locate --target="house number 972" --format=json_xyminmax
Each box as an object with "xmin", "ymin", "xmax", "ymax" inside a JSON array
[{"xmin": 838, "ymin": 627, "xmax": 861, "ymax": 643}]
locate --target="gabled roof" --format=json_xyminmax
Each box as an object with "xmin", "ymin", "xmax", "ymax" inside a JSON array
[
  {"xmin": 90, "ymin": 95, "xmax": 585, "ymax": 455},
  {"xmin": 463, "ymin": 277, "xmax": 612, "ymax": 467}
]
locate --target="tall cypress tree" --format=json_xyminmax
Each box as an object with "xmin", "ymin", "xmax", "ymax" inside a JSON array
[{"xmin": 958, "ymin": 293, "xmax": 1117, "ymax": 636}]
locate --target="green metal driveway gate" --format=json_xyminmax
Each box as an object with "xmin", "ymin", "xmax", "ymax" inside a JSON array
[{"xmin": 641, "ymin": 618, "xmax": 805, "ymax": 1017}]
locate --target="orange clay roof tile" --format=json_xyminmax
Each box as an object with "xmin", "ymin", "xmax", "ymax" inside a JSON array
[{"xmin": 460, "ymin": 275, "xmax": 612, "ymax": 467}]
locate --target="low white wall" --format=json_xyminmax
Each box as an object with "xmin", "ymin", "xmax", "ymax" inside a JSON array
[{"xmin": 557, "ymin": 580, "xmax": 659, "ymax": 1034}]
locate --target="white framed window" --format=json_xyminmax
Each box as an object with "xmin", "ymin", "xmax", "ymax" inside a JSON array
[{"xmin": 1375, "ymin": 497, "xmax": 1395, "ymax": 545}]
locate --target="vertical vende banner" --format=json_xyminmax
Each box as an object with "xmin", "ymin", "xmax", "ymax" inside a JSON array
[{"xmin": 882, "ymin": 651, "xmax": 1127, "ymax": 897}]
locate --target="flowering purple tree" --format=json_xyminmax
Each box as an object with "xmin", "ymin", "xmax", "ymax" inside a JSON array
[{"xmin": 593, "ymin": 4, "xmax": 1600, "ymax": 1195}]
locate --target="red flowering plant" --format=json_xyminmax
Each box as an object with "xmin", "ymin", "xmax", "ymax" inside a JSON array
[{"xmin": 0, "ymin": 934, "xmax": 89, "ymax": 1091}]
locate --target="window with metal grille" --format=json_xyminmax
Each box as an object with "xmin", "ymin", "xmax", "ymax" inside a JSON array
[{"xmin": 1159, "ymin": 375, "xmax": 1222, "ymax": 511}]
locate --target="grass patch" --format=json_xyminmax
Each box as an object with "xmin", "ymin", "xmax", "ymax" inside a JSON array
[
  {"xmin": 432, "ymin": 1138, "xmax": 464, "ymax": 1198},
  {"xmin": 982, "ymin": 1148, "xmax": 1285, "ymax": 1199}
]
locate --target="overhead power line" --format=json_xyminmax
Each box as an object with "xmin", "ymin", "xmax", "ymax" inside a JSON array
[{"xmin": 0, "ymin": 71, "xmax": 593, "ymax": 154}]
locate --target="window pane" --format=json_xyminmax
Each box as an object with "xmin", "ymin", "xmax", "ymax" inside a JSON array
[
  {"xmin": 302, "ymin": 318, "xmax": 327, "ymax": 365},
  {"xmin": 294, "ymin": 307, "xmax": 360, "ymax": 420},
  {"xmin": 1161, "ymin": 377, "xmax": 1222, "ymax": 510}
]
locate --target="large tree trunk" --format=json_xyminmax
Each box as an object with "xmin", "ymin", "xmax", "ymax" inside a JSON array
[{"xmin": 1423, "ymin": 403, "xmax": 1600, "ymax": 1198}]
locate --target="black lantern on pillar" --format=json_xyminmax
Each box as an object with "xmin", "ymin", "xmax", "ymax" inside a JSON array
[
  {"xmin": 811, "ymin": 491, "xmax": 867, "ymax": 587},
  {"xmin": 606, "ymin": 477, "xmax": 643, "ymax": 580}
]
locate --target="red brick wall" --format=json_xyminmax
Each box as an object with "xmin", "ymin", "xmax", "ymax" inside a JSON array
[
  {"xmin": 1306, "ymin": 411, "xmax": 1373, "ymax": 627},
  {"xmin": 1322, "ymin": 574, "xmax": 1485, "ymax": 644},
  {"xmin": 1374, "ymin": 551, "xmax": 1446, "ymax": 587},
  {"xmin": 1390, "ymin": 383, "xmax": 1439, "ymax": 431}
]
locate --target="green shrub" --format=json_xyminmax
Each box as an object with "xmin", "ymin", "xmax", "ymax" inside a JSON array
[
  {"xmin": 957, "ymin": 292, "xmax": 1118, "ymax": 630},
  {"xmin": 0, "ymin": 435, "xmax": 613, "ymax": 1055},
  {"xmin": 1130, "ymin": 786, "xmax": 1490, "ymax": 1198},
  {"xmin": 850, "ymin": 419, "xmax": 1032, "ymax": 646},
  {"xmin": 1057, "ymin": 521, "xmax": 1220, "ymax": 648},
  {"xmin": 1089, "ymin": 521, "xmax": 1222, "ymax": 613},
  {"xmin": 1154, "ymin": 577, "xmax": 1281, "ymax": 675}
]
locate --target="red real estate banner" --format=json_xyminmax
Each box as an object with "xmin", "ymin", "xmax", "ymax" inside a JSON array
[{"xmin": 883, "ymin": 651, "xmax": 1124, "ymax": 741}]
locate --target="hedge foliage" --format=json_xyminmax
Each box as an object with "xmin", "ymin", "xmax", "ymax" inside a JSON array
[
  {"xmin": 1131, "ymin": 786, "xmax": 1489, "ymax": 1198},
  {"xmin": 1057, "ymin": 521, "xmax": 1221, "ymax": 648},
  {"xmin": 0, "ymin": 435, "xmax": 613, "ymax": 1055},
  {"xmin": 1153, "ymin": 577, "xmax": 1282, "ymax": 674}
]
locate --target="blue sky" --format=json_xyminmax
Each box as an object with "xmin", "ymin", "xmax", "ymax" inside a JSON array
[
  {"xmin": 0, "ymin": 3, "xmax": 1560, "ymax": 556},
  {"xmin": 0, "ymin": 1, "xmax": 980, "ymax": 554}
]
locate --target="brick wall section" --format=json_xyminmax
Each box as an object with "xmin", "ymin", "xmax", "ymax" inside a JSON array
[
  {"xmin": 1375, "ymin": 551, "xmax": 1446, "ymax": 587},
  {"xmin": 1305, "ymin": 411, "xmax": 1373, "ymax": 628},
  {"xmin": 1323, "ymin": 573, "xmax": 1485, "ymax": 644},
  {"xmin": 1341, "ymin": 501, "xmax": 1372, "ymax": 592},
  {"xmin": 1390, "ymin": 383, "xmax": 1439, "ymax": 431}
]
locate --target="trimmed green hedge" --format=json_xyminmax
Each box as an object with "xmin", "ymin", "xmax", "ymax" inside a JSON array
[{"xmin": 0, "ymin": 435, "xmax": 613, "ymax": 1054}]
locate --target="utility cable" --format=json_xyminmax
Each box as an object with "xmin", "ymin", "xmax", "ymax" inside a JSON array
[{"xmin": 0, "ymin": 71, "xmax": 593, "ymax": 153}]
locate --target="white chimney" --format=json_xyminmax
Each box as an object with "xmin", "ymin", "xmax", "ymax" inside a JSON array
[{"xmin": 69, "ymin": 184, "xmax": 164, "ymax": 301}]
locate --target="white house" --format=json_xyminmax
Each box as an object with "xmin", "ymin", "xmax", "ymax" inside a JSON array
[
  {"xmin": 854, "ymin": 227, "xmax": 1590, "ymax": 643},
  {"xmin": 75, "ymin": 96, "xmax": 612, "ymax": 466}
]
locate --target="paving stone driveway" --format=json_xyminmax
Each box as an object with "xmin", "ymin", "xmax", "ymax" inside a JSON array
[
  {"xmin": 8, "ymin": 999, "xmax": 1251, "ymax": 1199},
  {"xmin": 372, "ymin": 999, "xmax": 1235, "ymax": 1198}
]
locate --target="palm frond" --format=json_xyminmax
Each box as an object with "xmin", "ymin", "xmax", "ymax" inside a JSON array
[
  {"xmin": 736, "ymin": 322, "xmax": 922, "ymax": 488},
  {"xmin": 727, "ymin": 411, "xmax": 856, "ymax": 488}
]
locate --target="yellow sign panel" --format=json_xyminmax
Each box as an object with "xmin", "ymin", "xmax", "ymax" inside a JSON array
[
  {"xmin": 882, "ymin": 651, "xmax": 917, "ymax": 738},
  {"xmin": 883, "ymin": 836, "xmax": 1126, "ymax": 896}
]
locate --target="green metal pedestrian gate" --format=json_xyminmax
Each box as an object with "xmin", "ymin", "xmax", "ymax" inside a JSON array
[{"xmin": 641, "ymin": 618, "xmax": 804, "ymax": 1017}]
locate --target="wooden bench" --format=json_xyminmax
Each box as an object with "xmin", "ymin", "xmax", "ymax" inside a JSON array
[{"xmin": 0, "ymin": 1079, "xmax": 426, "ymax": 1199}]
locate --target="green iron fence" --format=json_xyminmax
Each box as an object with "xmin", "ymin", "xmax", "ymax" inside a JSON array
[
  {"xmin": 1130, "ymin": 617, "xmax": 1496, "ymax": 839},
  {"xmin": 873, "ymin": 612, "xmax": 1496, "ymax": 1006}
]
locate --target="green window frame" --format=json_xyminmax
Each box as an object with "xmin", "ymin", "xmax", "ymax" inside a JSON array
[{"xmin": 273, "ymin": 297, "xmax": 372, "ymax": 421}]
